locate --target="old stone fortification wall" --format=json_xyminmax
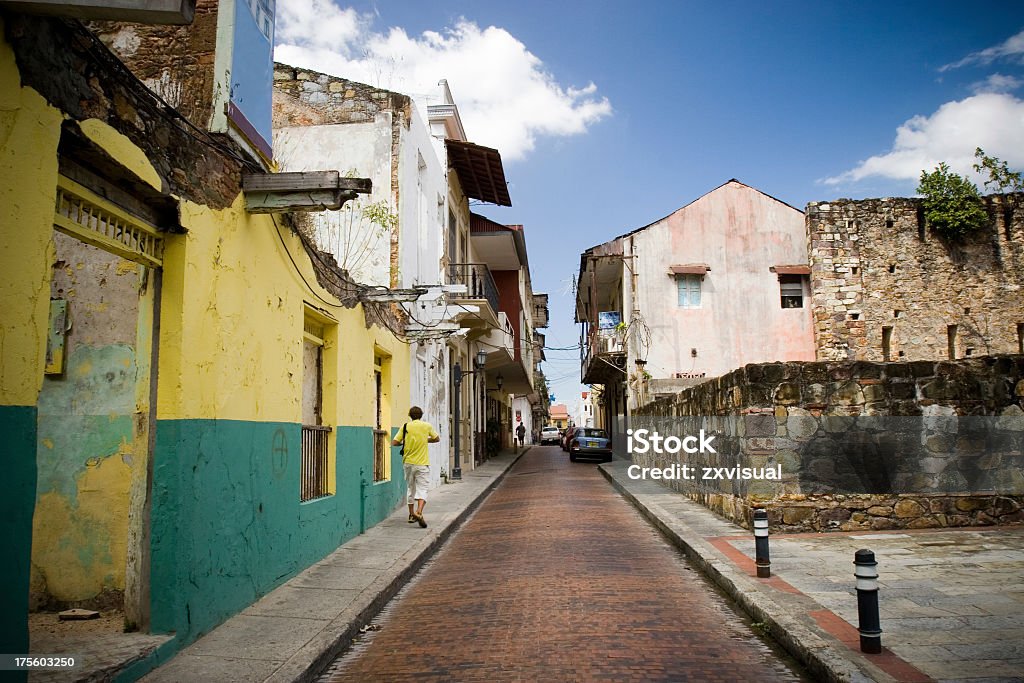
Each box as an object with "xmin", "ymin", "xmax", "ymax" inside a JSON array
[
  {"xmin": 632, "ymin": 356, "xmax": 1024, "ymax": 532},
  {"xmin": 807, "ymin": 194, "xmax": 1024, "ymax": 363}
]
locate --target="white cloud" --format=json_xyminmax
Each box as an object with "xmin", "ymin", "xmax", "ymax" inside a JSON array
[
  {"xmin": 274, "ymin": 2, "xmax": 611, "ymax": 161},
  {"xmin": 940, "ymin": 28, "xmax": 1024, "ymax": 72},
  {"xmin": 970, "ymin": 73, "xmax": 1023, "ymax": 94},
  {"xmin": 823, "ymin": 93, "xmax": 1024, "ymax": 186}
]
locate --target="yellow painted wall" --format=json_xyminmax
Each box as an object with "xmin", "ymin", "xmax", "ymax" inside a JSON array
[
  {"xmin": 0, "ymin": 24, "xmax": 62, "ymax": 406},
  {"xmin": 157, "ymin": 199, "xmax": 410, "ymax": 429}
]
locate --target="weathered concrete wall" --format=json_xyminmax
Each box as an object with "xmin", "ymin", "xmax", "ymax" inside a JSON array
[
  {"xmin": 32, "ymin": 233, "xmax": 153, "ymax": 613},
  {"xmin": 630, "ymin": 180, "xmax": 816, "ymax": 396},
  {"xmin": 808, "ymin": 194, "xmax": 1024, "ymax": 362},
  {"xmin": 632, "ymin": 356, "xmax": 1024, "ymax": 532},
  {"xmin": 0, "ymin": 15, "xmax": 62, "ymax": 654}
]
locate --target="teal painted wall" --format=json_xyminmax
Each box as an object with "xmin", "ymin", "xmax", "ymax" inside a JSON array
[
  {"xmin": 150, "ymin": 419, "xmax": 405, "ymax": 643},
  {"xmin": 1, "ymin": 405, "xmax": 37, "ymax": 659}
]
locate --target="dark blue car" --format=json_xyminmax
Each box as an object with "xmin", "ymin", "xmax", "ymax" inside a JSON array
[{"xmin": 569, "ymin": 427, "xmax": 612, "ymax": 463}]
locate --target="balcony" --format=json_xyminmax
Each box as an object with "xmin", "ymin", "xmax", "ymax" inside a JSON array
[
  {"xmin": 581, "ymin": 326, "xmax": 627, "ymax": 385},
  {"xmin": 479, "ymin": 312, "xmax": 515, "ymax": 360},
  {"xmin": 448, "ymin": 263, "xmax": 500, "ymax": 329}
]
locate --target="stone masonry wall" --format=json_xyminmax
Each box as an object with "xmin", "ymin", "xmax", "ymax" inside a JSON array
[
  {"xmin": 807, "ymin": 194, "xmax": 1024, "ymax": 363},
  {"xmin": 632, "ymin": 356, "xmax": 1024, "ymax": 532},
  {"xmin": 272, "ymin": 64, "xmax": 412, "ymax": 129},
  {"xmin": 6, "ymin": 14, "xmax": 243, "ymax": 209}
]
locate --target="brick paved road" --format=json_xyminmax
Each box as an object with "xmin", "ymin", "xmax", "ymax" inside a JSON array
[{"xmin": 321, "ymin": 447, "xmax": 807, "ymax": 682}]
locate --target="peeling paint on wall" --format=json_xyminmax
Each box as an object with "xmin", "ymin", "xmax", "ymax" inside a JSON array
[{"xmin": 31, "ymin": 232, "xmax": 151, "ymax": 610}]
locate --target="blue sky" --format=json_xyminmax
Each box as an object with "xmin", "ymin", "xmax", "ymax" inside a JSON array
[{"xmin": 274, "ymin": 1, "xmax": 1024, "ymax": 411}]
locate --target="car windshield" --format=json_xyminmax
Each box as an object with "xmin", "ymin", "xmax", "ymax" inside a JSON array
[
  {"xmin": 578, "ymin": 429, "xmax": 607, "ymax": 438},
  {"xmin": 543, "ymin": 427, "xmax": 558, "ymax": 433}
]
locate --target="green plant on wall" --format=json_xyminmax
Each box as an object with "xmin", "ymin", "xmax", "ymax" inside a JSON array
[
  {"xmin": 973, "ymin": 148, "xmax": 1024, "ymax": 192},
  {"xmin": 917, "ymin": 162, "xmax": 988, "ymax": 239}
]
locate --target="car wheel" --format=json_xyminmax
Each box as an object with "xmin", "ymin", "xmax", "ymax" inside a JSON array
[{"xmin": 569, "ymin": 453, "xmax": 577, "ymax": 462}]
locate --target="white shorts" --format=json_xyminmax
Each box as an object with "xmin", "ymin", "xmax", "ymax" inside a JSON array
[{"xmin": 404, "ymin": 464, "xmax": 430, "ymax": 504}]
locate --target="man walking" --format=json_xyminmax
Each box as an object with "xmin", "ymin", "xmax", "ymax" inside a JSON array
[
  {"xmin": 516, "ymin": 422, "xmax": 526, "ymax": 451},
  {"xmin": 392, "ymin": 406, "xmax": 440, "ymax": 528}
]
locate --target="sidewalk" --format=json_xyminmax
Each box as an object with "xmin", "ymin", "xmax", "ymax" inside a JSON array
[
  {"xmin": 134, "ymin": 449, "xmax": 526, "ymax": 683},
  {"xmin": 600, "ymin": 460, "xmax": 1024, "ymax": 683}
]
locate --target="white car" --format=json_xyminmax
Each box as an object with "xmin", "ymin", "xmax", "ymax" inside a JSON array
[{"xmin": 540, "ymin": 426, "xmax": 561, "ymax": 445}]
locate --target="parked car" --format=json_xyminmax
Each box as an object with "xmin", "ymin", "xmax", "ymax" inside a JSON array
[
  {"xmin": 561, "ymin": 424, "xmax": 577, "ymax": 451},
  {"xmin": 540, "ymin": 426, "xmax": 561, "ymax": 445},
  {"xmin": 569, "ymin": 427, "xmax": 613, "ymax": 462}
]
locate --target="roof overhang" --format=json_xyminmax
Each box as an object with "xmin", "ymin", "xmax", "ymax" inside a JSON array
[
  {"xmin": 446, "ymin": 139, "xmax": 511, "ymax": 206},
  {"xmin": 668, "ymin": 263, "xmax": 710, "ymax": 275},
  {"xmin": 470, "ymin": 213, "xmax": 527, "ymax": 269},
  {"xmin": 770, "ymin": 265, "xmax": 811, "ymax": 275}
]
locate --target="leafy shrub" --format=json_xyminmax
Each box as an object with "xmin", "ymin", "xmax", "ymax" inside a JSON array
[{"xmin": 917, "ymin": 163, "xmax": 988, "ymax": 239}]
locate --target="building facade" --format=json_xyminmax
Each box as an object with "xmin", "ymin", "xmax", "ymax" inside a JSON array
[
  {"xmin": 1, "ymin": 8, "xmax": 413, "ymax": 672},
  {"xmin": 575, "ymin": 179, "xmax": 815, "ymax": 435}
]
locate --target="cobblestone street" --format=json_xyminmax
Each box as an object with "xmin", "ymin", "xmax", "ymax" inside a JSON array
[{"xmin": 320, "ymin": 447, "xmax": 807, "ymax": 682}]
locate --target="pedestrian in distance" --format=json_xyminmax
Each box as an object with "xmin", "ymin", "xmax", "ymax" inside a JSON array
[
  {"xmin": 516, "ymin": 422, "xmax": 526, "ymax": 450},
  {"xmin": 392, "ymin": 406, "xmax": 440, "ymax": 528}
]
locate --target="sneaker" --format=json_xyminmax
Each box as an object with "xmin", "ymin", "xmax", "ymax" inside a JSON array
[
  {"xmin": 415, "ymin": 513, "xmax": 427, "ymax": 529},
  {"xmin": 408, "ymin": 513, "xmax": 416, "ymax": 523}
]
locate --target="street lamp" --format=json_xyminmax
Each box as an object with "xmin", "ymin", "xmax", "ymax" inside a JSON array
[{"xmin": 452, "ymin": 349, "xmax": 488, "ymax": 480}]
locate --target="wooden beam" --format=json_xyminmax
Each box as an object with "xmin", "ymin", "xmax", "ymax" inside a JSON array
[
  {"xmin": 244, "ymin": 190, "xmax": 345, "ymax": 213},
  {"xmin": 242, "ymin": 172, "xmax": 372, "ymax": 195},
  {"xmin": 242, "ymin": 171, "xmax": 340, "ymax": 192}
]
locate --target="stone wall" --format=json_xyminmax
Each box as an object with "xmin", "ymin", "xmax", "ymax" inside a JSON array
[
  {"xmin": 807, "ymin": 194, "xmax": 1024, "ymax": 362},
  {"xmin": 272, "ymin": 64, "xmax": 412, "ymax": 129},
  {"xmin": 631, "ymin": 356, "xmax": 1024, "ymax": 532},
  {"xmin": 90, "ymin": 0, "xmax": 220, "ymax": 133},
  {"xmin": 6, "ymin": 14, "xmax": 244, "ymax": 210}
]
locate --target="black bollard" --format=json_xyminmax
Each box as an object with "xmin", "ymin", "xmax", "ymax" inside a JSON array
[
  {"xmin": 854, "ymin": 548, "xmax": 882, "ymax": 654},
  {"xmin": 753, "ymin": 508, "xmax": 770, "ymax": 578}
]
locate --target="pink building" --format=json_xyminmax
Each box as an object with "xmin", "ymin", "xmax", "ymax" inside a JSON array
[{"xmin": 575, "ymin": 180, "xmax": 815, "ymax": 424}]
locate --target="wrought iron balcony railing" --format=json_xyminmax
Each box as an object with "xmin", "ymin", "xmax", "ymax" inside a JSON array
[{"xmin": 448, "ymin": 263, "xmax": 499, "ymax": 315}]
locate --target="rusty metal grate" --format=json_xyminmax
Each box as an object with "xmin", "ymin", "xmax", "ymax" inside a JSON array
[
  {"xmin": 301, "ymin": 425, "xmax": 332, "ymax": 501},
  {"xmin": 54, "ymin": 175, "xmax": 163, "ymax": 267}
]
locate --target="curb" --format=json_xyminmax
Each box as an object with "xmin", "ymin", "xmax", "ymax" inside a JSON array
[
  {"xmin": 598, "ymin": 463, "xmax": 889, "ymax": 683},
  {"xmin": 273, "ymin": 448, "xmax": 529, "ymax": 683}
]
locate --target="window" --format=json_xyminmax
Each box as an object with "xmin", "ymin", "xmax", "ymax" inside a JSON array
[
  {"xmin": 301, "ymin": 313, "xmax": 333, "ymax": 501},
  {"xmin": 676, "ymin": 275, "xmax": 702, "ymax": 308},
  {"xmin": 779, "ymin": 275, "xmax": 804, "ymax": 308}
]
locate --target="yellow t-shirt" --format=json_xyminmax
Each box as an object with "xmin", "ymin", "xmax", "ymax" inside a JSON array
[{"xmin": 397, "ymin": 420, "xmax": 438, "ymax": 466}]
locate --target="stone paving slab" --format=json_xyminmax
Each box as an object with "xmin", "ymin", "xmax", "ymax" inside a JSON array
[
  {"xmin": 600, "ymin": 459, "xmax": 1024, "ymax": 683},
  {"xmin": 137, "ymin": 449, "xmax": 525, "ymax": 683}
]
